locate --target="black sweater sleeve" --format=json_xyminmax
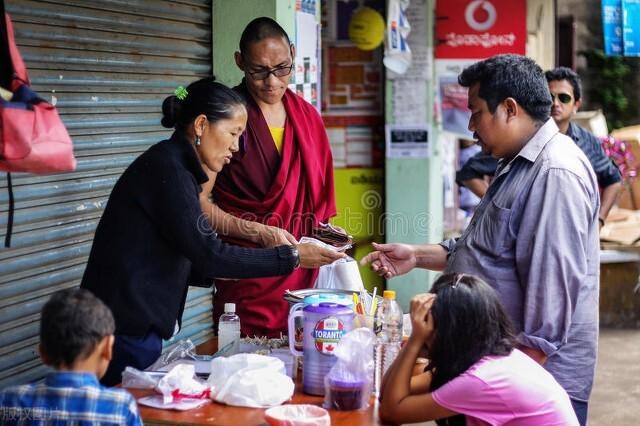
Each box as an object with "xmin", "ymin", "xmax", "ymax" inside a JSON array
[{"xmin": 142, "ymin": 160, "xmax": 297, "ymax": 279}]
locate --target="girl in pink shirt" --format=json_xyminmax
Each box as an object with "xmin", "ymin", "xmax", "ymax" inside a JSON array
[{"xmin": 379, "ymin": 273, "xmax": 578, "ymax": 426}]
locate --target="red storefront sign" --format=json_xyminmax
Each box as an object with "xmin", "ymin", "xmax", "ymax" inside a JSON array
[{"xmin": 435, "ymin": 0, "xmax": 526, "ymax": 59}]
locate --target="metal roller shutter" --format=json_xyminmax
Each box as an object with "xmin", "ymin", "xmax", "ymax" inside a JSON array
[{"xmin": 0, "ymin": 0, "xmax": 213, "ymax": 387}]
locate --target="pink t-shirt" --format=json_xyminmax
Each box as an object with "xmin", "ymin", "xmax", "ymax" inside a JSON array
[{"xmin": 431, "ymin": 349, "xmax": 579, "ymax": 426}]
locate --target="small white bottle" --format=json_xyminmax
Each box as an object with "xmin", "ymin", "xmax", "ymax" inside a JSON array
[{"xmin": 218, "ymin": 303, "xmax": 240, "ymax": 355}]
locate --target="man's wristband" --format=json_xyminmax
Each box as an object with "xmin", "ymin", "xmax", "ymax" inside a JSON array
[{"xmin": 598, "ymin": 217, "xmax": 605, "ymax": 227}]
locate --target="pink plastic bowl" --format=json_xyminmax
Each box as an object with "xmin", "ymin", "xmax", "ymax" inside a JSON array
[{"xmin": 264, "ymin": 404, "xmax": 330, "ymax": 426}]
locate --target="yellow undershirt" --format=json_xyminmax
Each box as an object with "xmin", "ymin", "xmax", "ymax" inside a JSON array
[{"xmin": 269, "ymin": 126, "xmax": 284, "ymax": 155}]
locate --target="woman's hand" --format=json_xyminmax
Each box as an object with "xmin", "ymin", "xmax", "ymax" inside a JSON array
[
  {"xmin": 258, "ymin": 224, "xmax": 297, "ymax": 247},
  {"xmin": 409, "ymin": 294, "xmax": 436, "ymax": 345},
  {"xmin": 297, "ymin": 243, "xmax": 346, "ymax": 268}
]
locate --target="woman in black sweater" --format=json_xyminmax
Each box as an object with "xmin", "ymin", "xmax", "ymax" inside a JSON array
[{"xmin": 81, "ymin": 77, "xmax": 343, "ymax": 386}]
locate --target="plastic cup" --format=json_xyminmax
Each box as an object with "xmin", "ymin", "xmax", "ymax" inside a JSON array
[
  {"xmin": 354, "ymin": 314, "xmax": 374, "ymax": 330},
  {"xmin": 326, "ymin": 378, "xmax": 367, "ymax": 411}
]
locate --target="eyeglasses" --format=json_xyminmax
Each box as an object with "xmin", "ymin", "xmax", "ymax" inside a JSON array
[
  {"xmin": 550, "ymin": 92, "xmax": 573, "ymax": 104},
  {"xmin": 246, "ymin": 64, "xmax": 294, "ymax": 81}
]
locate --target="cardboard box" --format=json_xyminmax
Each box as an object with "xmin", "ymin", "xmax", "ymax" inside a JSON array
[
  {"xmin": 574, "ymin": 110, "xmax": 609, "ymax": 137},
  {"xmin": 601, "ymin": 207, "xmax": 640, "ymax": 245}
]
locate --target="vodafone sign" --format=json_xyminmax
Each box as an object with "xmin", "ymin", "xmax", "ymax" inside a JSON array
[{"xmin": 435, "ymin": 0, "xmax": 526, "ymax": 59}]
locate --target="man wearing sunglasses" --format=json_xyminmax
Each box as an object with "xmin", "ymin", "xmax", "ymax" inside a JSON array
[
  {"xmin": 547, "ymin": 67, "xmax": 622, "ymax": 228},
  {"xmin": 457, "ymin": 67, "xmax": 622, "ymax": 229}
]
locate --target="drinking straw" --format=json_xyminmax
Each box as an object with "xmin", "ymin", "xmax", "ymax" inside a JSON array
[
  {"xmin": 370, "ymin": 287, "xmax": 378, "ymax": 316},
  {"xmin": 359, "ymin": 288, "xmax": 368, "ymax": 314}
]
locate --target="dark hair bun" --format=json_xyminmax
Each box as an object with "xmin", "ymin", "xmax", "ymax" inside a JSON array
[
  {"xmin": 161, "ymin": 95, "xmax": 182, "ymax": 128},
  {"xmin": 161, "ymin": 76, "xmax": 245, "ymax": 130}
]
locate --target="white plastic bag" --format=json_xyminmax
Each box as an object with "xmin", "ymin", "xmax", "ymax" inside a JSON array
[
  {"xmin": 156, "ymin": 364, "xmax": 211, "ymax": 404},
  {"xmin": 207, "ymin": 353, "xmax": 294, "ymax": 408},
  {"xmin": 384, "ymin": 0, "xmax": 412, "ymax": 76},
  {"xmin": 147, "ymin": 339, "xmax": 196, "ymax": 371},
  {"xmin": 314, "ymin": 257, "xmax": 364, "ymax": 292},
  {"xmin": 121, "ymin": 367, "xmax": 162, "ymax": 389},
  {"xmin": 324, "ymin": 328, "xmax": 375, "ymax": 410}
]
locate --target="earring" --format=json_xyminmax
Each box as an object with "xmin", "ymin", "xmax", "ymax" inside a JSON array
[{"xmin": 195, "ymin": 136, "xmax": 201, "ymax": 146}]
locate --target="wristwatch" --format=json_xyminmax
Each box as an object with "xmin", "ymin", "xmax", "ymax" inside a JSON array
[{"xmin": 290, "ymin": 245, "xmax": 300, "ymax": 269}]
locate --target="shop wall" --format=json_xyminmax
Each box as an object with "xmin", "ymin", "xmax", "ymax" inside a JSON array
[
  {"xmin": 557, "ymin": 0, "xmax": 640, "ymax": 127},
  {"xmin": 527, "ymin": 0, "xmax": 556, "ymax": 70},
  {"xmin": 0, "ymin": 0, "xmax": 215, "ymax": 387},
  {"xmin": 557, "ymin": 0, "xmax": 605, "ymax": 109}
]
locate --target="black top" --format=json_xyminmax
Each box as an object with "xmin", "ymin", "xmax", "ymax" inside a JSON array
[{"xmin": 81, "ymin": 132, "xmax": 297, "ymax": 339}]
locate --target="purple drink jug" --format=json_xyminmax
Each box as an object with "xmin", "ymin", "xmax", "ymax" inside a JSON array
[{"xmin": 288, "ymin": 302, "xmax": 354, "ymax": 395}]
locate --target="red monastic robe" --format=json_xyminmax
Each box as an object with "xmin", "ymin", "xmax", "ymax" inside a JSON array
[{"xmin": 211, "ymin": 83, "xmax": 336, "ymax": 336}]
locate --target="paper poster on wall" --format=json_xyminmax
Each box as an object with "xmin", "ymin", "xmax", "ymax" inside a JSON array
[
  {"xmin": 391, "ymin": 80, "xmax": 427, "ymax": 124},
  {"xmin": 602, "ymin": 0, "xmax": 624, "ymax": 56},
  {"xmin": 295, "ymin": 11, "xmax": 321, "ymax": 108},
  {"xmin": 623, "ymin": 0, "xmax": 640, "ymax": 56},
  {"xmin": 435, "ymin": 59, "xmax": 475, "ymax": 138},
  {"xmin": 439, "ymin": 75, "xmax": 472, "ymax": 137},
  {"xmin": 325, "ymin": 45, "xmax": 383, "ymax": 115},
  {"xmin": 385, "ymin": 124, "xmax": 431, "ymax": 159},
  {"xmin": 325, "ymin": 116, "xmax": 384, "ymax": 168},
  {"xmin": 297, "ymin": 0, "xmax": 317, "ymax": 14},
  {"xmin": 402, "ymin": 2, "xmax": 432, "ymax": 80}
]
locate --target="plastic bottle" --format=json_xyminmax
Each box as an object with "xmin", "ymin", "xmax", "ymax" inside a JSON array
[
  {"xmin": 373, "ymin": 290, "xmax": 403, "ymax": 394},
  {"xmin": 218, "ymin": 303, "xmax": 240, "ymax": 355}
]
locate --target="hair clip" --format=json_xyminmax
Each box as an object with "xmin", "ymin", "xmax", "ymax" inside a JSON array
[
  {"xmin": 452, "ymin": 273, "xmax": 464, "ymax": 288},
  {"xmin": 174, "ymin": 86, "xmax": 188, "ymax": 101}
]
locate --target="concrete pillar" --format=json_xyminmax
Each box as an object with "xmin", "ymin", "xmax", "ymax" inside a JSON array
[{"xmin": 384, "ymin": 0, "xmax": 440, "ymax": 311}]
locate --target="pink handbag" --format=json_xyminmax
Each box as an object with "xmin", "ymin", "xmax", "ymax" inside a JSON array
[
  {"xmin": 0, "ymin": 12, "xmax": 76, "ymax": 173},
  {"xmin": 1, "ymin": 7, "xmax": 76, "ymax": 246}
]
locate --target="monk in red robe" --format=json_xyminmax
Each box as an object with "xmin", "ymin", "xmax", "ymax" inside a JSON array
[{"xmin": 200, "ymin": 17, "xmax": 336, "ymax": 337}]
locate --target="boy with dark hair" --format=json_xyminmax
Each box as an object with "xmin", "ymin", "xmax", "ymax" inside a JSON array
[{"xmin": 0, "ymin": 288, "xmax": 142, "ymax": 425}]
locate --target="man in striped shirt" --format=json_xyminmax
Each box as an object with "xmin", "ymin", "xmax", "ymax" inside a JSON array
[
  {"xmin": 546, "ymin": 67, "xmax": 622, "ymax": 228},
  {"xmin": 458, "ymin": 67, "xmax": 622, "ymax": 228},
  {"xmin": 0, "ymin": 289, "xmax": 142, "ymax": 425}
]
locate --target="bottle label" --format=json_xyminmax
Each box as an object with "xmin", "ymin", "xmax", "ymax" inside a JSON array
[{"xmin": 312, "ymin": 317, "xmax": 344, "ymax": 355}]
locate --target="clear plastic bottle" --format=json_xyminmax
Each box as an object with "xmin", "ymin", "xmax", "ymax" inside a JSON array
[
  {"xmin": 373, "ymin": 290, "xmax": 403, "ymax": 394},
  {"xmin": 218, "ymin": 303, "xmax": 240, "ymax": 355}
]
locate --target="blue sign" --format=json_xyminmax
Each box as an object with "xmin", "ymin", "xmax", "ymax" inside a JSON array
[
  {"xmin": 602, "ymin": 0, "xmax": 623, "ymax": 56},
  {"xmin": 623, "ymin": 0, "xmax": 640, "ymax": 56}
]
